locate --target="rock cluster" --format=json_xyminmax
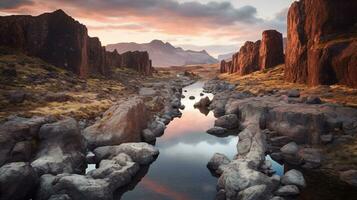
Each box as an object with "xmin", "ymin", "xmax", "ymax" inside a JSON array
[
  {"xmin": 220, "ymin": 30, "xmax": 284, "ymax": 75},
  {"xmin": 205, "ymin": 79, "xmax": 357, "ymax": 198},
  {"xmin": 285, "ymin": 0, "xmax": 357, "ymax": 88},
  {"xmin": 0, "ymin": 10, "xmax": 153, "ymax": 77}
]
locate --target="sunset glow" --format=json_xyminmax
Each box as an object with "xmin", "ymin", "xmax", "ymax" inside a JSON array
[{"xmin": 0, "ymin": 0, "xmax": 294, "ymax": 56}]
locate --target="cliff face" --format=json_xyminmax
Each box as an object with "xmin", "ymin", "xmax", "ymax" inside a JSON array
[
  {"xmin": 220, "ymin": 60, "xmax": 232, "ymax": 73},
  {"xmin": 221, "ymin": 29, "xmax": 284, "ymax": 76},
  {"xmin": 121, "ymin": 51, "xmax": 152, "ymax": 75},
  {"xmin": 0, "ymin": 10, "xmax": 153, "ymax": 77},
  {"xmin": 259, "ymin": 30, "xmax": 284, "ymax": 70},
  {"xmin": 237, "ymin": 41, "xmax": 261, "ymax": 75},
  {"xmin": 285, "ymin": 0, "xmax": 357, "ymax": 87},
  {"xmin": 0, "ymin": 10, "xmax": 89, "ymax": 76}
]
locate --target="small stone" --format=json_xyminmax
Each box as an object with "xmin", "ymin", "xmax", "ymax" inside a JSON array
[
  {"xmin": 275, "ymin": 185, "xmax": 300, "ymax": 196},
  {"xmin": 281, "ymin": 169, "xmax": 306, "ymax": 188},
  {"xmin": 320, "ymin": 134, "xmax": 333, "ymax": 144},
  {"xmin": 214, "ymin": 114, "xmax": 239, "ymax": 130},
  {"xmin": 206, "ymin": 127, "xmax": 228, "ymax": 137},
  {"xmin": 287, "ymin": 89, "xmax": 300, "ymax": 98},
  {"xmin": 189, "ymin": 96, "xmax": 195, "ymax": 100},
  {"xmin": 306, "ymin": 96, "xmax": 322, "ymax": 104},
  {"xmin": 280, "ymin": 142, "xmax": 299, "ymax": 155}
]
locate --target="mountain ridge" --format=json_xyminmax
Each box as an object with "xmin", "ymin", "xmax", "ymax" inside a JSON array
[{"xmin": 106, "ymin": 40, "xmax": 218, "ymax": 67}]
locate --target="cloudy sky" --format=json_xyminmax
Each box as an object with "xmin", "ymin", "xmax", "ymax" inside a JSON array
[{"xmin": 0, "ymin": 0, "xmax": 294, "ymax": 57}]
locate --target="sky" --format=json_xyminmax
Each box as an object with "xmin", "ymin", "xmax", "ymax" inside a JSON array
[{"xmin": 0, "ymin": 0, "xmax": 294, "ymax": 57}]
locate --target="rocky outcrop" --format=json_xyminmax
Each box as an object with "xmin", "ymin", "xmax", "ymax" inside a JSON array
[
  {"xmin": 31, "ymin": 118, "xmax": 86, "ymax": 175},
  {"xmin": 0, "ymin": 10, "xmax": 153, "ymax": 77},
  {"xmin": 0, "ymin": 116, "xmax": 52, "ymax": 166},
  {"xmin": 0, "ymin": 162, "xmax": 39, "ymax": 200},
  {"xmin": 237, "ymin": 40, "xmax": 261, "ymax": 75},
  {"xmin": 83, "ymin": 97, "xmax": 149, "ymax": 149},
  {"xmin": 285, "ymin": 0, "xmax": 357, "ymax": 88},
  {"xmin": 88, "ymin": 37, "xmax": 107, "ymax": 75},
  {"xmin": 220, "ymin": 29, "xmax": 284, "ymax": 75},
  {"xmin": 0, "ymin": 10, "xmax": 89, "ymax": 76},
  {"xmin": 121, "ymin": 51, "xmax": 153, "ymax": 75},
  {"xmin": 259, "ymin": 30, "xmax": 284, "ymax": 70}
]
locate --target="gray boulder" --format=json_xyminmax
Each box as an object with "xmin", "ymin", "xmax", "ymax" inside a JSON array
[
  {"xmin": 93, "ymin": 143, "xmax": 159, "ymax": 165},
  {"xmin": 281, "ymin": 169, "xmax": 306, "ymax": 188},
  {"xmin": 142, "ymin": 129, "xmax": 156, "ymax": 142},
  {"xmin": 0, "ymin": 162, "xmax": 38, "ymax": 200},
  {"xmin": 83, "ymin": 97, "xmax": 148, "ymax": 149},
  {"xmin": 31, "ymin": 118, "xmax": 86, "ymax": 175},
  {"xmin": 274, "ymin": 185, "xmax": 300, "ymax": 196},
  {"xmin": 237, "ymin": 184, "xmax": 271, "ymax": 200},
  {"xmin": 207, "ymin": 153, "xmax": 231, "ymax": 175},
  {"xmin": 206, "ymin": 127, "xmax": 228, "ymax": 137},
  {"xmin": 214, "ymin": 114, "xmax": 239, "ymax": 130},
  {"xmin": 287, "ymin": 90, "xmax": 300, "ymax": 98}
]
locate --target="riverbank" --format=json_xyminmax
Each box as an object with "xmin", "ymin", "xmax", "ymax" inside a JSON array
[
  {"xmin": 0, "ymin": 51, "xmax": 201, "ymax": 199},
  {"xmin": 202, "ymin": 78, "xmax": 357, "ymax": 200}
]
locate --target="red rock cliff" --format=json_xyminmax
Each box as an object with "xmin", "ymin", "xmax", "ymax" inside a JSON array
[
  {"xmin": 221, "ymin": 30, "xmax": 284, "ymax": 76},
  {"xmin": 237, "ymin": 40, "xmax": 261, "ymax": 75},
  {"xmin": 285, "ymin": 0, "xmax": 357, "ymax": 87},
  {"xmin": 259, "ymin": 30, "xmax": 284, "ymax": 70}
]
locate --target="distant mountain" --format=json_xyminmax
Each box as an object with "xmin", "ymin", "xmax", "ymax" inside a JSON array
[
  {"xmin": 217, "ymin": 52, "xmax": 234, "ymax": 61},
  {"xmin": 106, "ymin": 40, "xmax": 218, "ymax": 67}
]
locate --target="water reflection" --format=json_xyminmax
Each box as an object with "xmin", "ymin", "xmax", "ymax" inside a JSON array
[{"xmin": 120, "ymin": 82, "xmax": 238, "ymax": 200}]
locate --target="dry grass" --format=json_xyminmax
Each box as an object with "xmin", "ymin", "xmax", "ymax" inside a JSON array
[
  {"xmin": 0, "ymin": 53, "xmax": 130, "ymax": 120},
  {"xmin": 220, "ymin": 65, "xmax": 357, "ymax": 107}
]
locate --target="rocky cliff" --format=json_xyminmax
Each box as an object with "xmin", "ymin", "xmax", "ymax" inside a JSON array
[
  {"xmin": 259, "ymin": 30, "xmax": 284, "ymax": 70},
  {"xmin": 121, "ymin": 51, "xmax": 152, "ymax": 75},
  {"xmin": 0, "ymin": 10, "xmax": 153, "ymax": 77},
  {"xmin": 285, "ymin": 0, "xmax": 357, "ymax": 87},
  {"xmin": 220, "ymin": 30, "xmax": 284, "ymax": 76},
  {"xmin": 237, "ymin": 41, "xmax": 261, "ymax": 75}
]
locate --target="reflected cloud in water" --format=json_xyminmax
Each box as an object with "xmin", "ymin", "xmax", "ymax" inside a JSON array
[{"xmin": 121, "ymin": 82, "xmax": 237, "ymax": 200}]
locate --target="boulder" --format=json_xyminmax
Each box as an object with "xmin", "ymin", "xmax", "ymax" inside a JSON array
[
  {"xmin": 274, "ymin": 185, "xmax": 300, "ymax": 196},
  {"xmin": 142, "ymin": 129, "xmax": 156, "ymax": 143},
  {"xmin": 259, "ymin": 30, "xmax": 284, "ymax": 70},
  {"xmin": 0, "ymin": 162, "xmax": 39, "ymax": 200},
  {"xmin": 280, "ymin": 142, "xmax": 299, "ymax": 155},
  {"xmin": 31, "ymin": 118, "xmax": 86, "ymax": 175},
  {"xmin": 194, "ymin": 96, "xmax": 211, "ymax": 108},
  {"xmin": 148, "ymin": 120, "xmax": 166, "ymax": 137},
  {"xmin": 237, "ymin": 184, "xmax": 271, "ymax": 200},
  {"xmin": 281, "ymin": 169, "xmax": 306, "ymax": 188},
  {"xmin": 306, "ymin": 96, "xmax": 322, "ymax": 104},
  {"xmin": 83, "ymin": 97, "xmax": 148, "ymax": 149},
  {"xmin": 287, "ymin": 90, "xmax": 300, "ymax": 98},
  {"xmin": 207, "ymin": 153, "xmax": 231, "ymax": 175},
  {"xmin": 0, "ymin": 116, "xmax": 51, "ymax": 166},
  {"xmin": 214, "ymin": 114, "xmax": 239, "ymax": 130},
  {"xmin": 217, "ymin": 160, "xmax": 274, "ymax": 199},
  {"xmin": 298, "ymin": 148, "xmax": 322, "ymax": 169},
  {"xmin": 206, "ymin": 127, "xmax": 228, "ymax": 137},
  {"xmin": 93, "ymin": 143, "xmax": 159, "ymax": 165}
]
